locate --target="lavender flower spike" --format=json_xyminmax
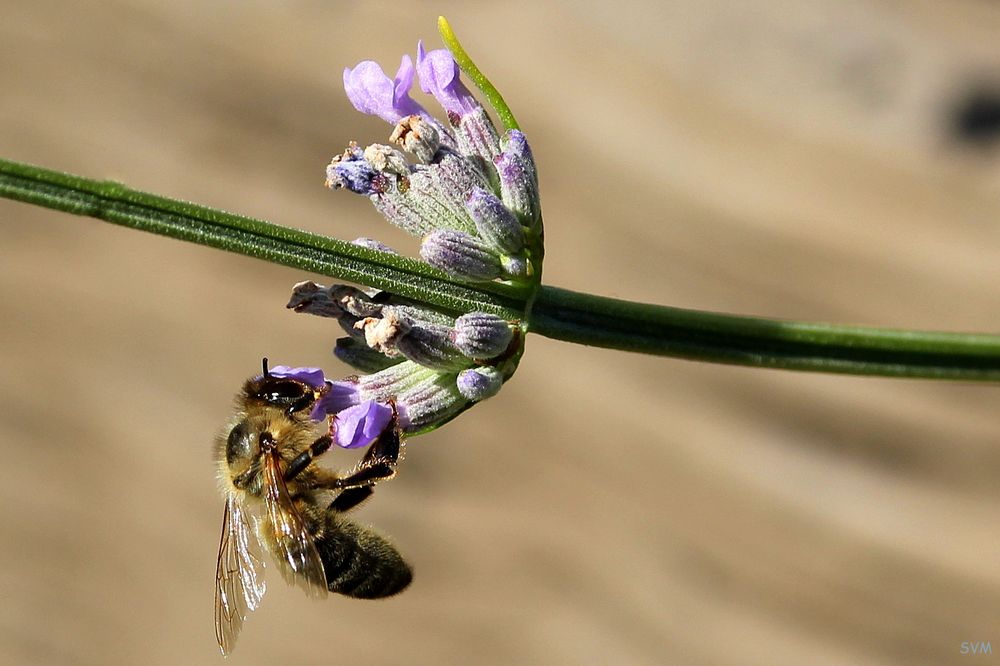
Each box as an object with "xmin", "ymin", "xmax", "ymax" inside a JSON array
[
  {"xmin": 343, "ymin": 56, "xmax": 426, "ymax": 124},
  {"xmin": 415, "ymin": 42, "xmax": 479, "ymax": 119}
]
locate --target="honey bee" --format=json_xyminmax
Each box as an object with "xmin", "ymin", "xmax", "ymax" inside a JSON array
[{"xmin": 214, "ymin": 359, "xmax": 411, "ymax": 655}]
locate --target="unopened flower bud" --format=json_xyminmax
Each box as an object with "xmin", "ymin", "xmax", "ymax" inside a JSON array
[
  {"xmin": 334, "ymin": 337, "xmax": 404, "ymax": 373},
  {"xmin": 495, "ymin": 130, "xmax": 540, "ymax": 227},
  {"xmin": 466, "ymin": 187, "xmax": 524, "ymax": 255},
  {"xmin": 420, "ymin": 229, "xmax": 502, "ymax": 280},
  {"xmin": 456, "ymin": 367, "xmax": 503, "ymax": 402},
  {"xmin": 390, "ymin": 114, "xmax": 441, "ymax": 163},
  {"xmin": 452, "ymin": 313, "xmax": 513, "ymax": 360},
  {"xmin": 395, "ymin": 322, "xmax": 468, "ymax": 371}
]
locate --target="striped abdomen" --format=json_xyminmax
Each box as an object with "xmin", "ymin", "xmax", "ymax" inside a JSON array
[{"xmin": 315, "ymin": 515, "xmax": 412, "ymax": 598}]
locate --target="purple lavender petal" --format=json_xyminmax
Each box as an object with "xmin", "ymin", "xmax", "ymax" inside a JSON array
[
  {"xmin": 268, "ymin": 365, "xmax": 326, "ymax": 389},
  {"xmin": 333, "ymin": 400, "xmax": 393, "ymax": 449},
  {"xmin": 312, "ymin": 380, "xmax": 360, "ymax": 421},
  {"xmin": 415, "ymin": 41, "xmax": 479, "ymax": 118},
  {"xmin": 392, "ymin": 55, "xmax": 419, "ymax": 113},
  {"xmin": 343, "ymin": 57, "xmax": 426, "ymax": 124}
]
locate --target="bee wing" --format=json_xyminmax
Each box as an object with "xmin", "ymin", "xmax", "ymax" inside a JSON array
[
  {"xmin": 214, "ymin": 494, "xmax": 267, "ymax": 656},
  {"xmin": 261, "ymin": 447, "xmax": 329, "ymax": 598}
]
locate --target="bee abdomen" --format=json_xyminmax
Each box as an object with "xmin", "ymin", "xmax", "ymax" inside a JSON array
[{"xmin": 317, "ymin": 517, "xmax": 412, "ymax": 599}]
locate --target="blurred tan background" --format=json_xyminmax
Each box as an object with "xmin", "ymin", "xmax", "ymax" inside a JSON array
[{"xmin": 3, "ymin": 1, "xmax": 1000, "ymax": 664}]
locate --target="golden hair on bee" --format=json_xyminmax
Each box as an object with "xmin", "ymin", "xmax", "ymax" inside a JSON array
[{"xmin": 213, "ymin": 360, "xmax": 411, "ymax": 655}]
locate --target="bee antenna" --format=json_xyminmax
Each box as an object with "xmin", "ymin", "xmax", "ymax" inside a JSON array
[{"xmin": 262, "ymin": 357, "xmax": 270, "ymax": 377}]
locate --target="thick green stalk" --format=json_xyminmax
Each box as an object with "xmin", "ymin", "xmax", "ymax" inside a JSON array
[
  {"xmin": 0, "ymin": 158, "xmax": 526, "ymax": 319},
  {"xmin": 4, "ymin": 157, "xmax": 1000, "ymax": 381},
  {"xmin": 529, "ymin": 287, "xmax": 1000, "ymax": 381}
]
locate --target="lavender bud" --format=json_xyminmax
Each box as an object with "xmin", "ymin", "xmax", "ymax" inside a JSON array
[
  {"xmin": 395, "ymin": 322, "xmax": 469, "ymax": 371},
  {"xmin": 452, "ymin": 313, "xmax": 513, "ymax": 360},
  {"xmin": 334, "ymin": 337, "xmax": 404, "ymax": 373},
  {"xmin": 457, "ymin": 367, "xmax": 503, "ymax": 402},
  {"xmin": 466, "ymin": 187, "xmax": 524, "ymax": 255},
  {"xmin": 453, "ymin": 107, "xmax": 501, "ymax": 167},
  {"xmin": 495, "ymin": 130, "xmax": 540, "ymax": 228},
  {"xmin": 420, "ymin": 229, "xmax": 502, "ymax": 280},
  {"xmin": 390, "ymin": 114, "xmax": 441, "ymax": 163}
]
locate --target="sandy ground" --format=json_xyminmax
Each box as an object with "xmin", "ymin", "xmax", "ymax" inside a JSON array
[{"xmin": 2, "ymin": 2, "xmax": 1000, "ymax": 664}]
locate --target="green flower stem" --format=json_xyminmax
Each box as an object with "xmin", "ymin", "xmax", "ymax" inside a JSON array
[
  {"xmin": 438, "ymin": 16, "xmax": 520, "ymax": 132},
  {"xmin": 4, "ymin": 156, "xmax": 1000, "ymax": 381},
  {"xmin": 0, "ymin": 158, "xmax": 526, "ymax": 319},
  {"xmin": 529, "ymin": 286, "xmax": 1000, "ymax": 381}
]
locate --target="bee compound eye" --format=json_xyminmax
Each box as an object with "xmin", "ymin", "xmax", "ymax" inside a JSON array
[{"xmin": 225, "ymin": 423, "xmax": 252, "ymax": 464}]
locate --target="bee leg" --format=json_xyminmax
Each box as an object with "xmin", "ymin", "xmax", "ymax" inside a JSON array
[
  {"xmin": 333, "ymin": 413, "xmax": 402, "ymax": 490},
  {"xmin": 328, "ymin": 486, "xmax": 373, "ymax": 513},
  {"xmin": 309, "ymin": 402, "xmax": 404, "ymax": 492},
  {"xmin": 283, "ymin": 434, "xmax": 333, "ymax": 482}
]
